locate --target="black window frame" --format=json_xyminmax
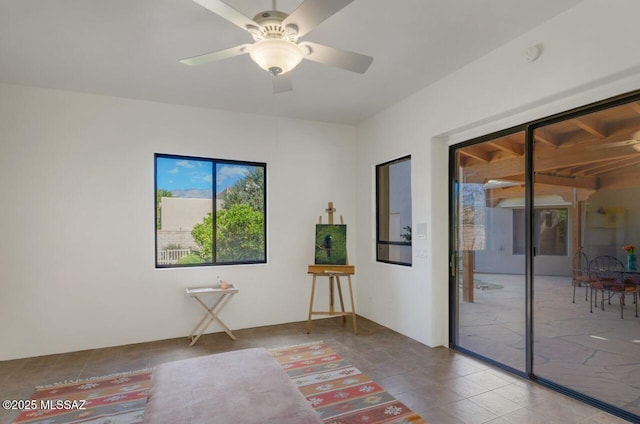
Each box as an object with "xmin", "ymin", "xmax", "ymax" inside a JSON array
[
  {"xmin": 375, "ymin": 155, "xmax": 412, "ymax": 266},
  {"xmin": 154, "ymin": 153, "xmax": 267, "ymax": 268}
]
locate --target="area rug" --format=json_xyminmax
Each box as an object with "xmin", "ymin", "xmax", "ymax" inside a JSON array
[
  {"xmin": 14, "ymin": 342, "xmax": 425, "ymax": 424},
  {"xmin": 11, "ymin": 368, "xmax": 151, "ymax": 424},
  {"xmin": 271, "ymin": 341, "xmax": 427, "ymax": 424}
]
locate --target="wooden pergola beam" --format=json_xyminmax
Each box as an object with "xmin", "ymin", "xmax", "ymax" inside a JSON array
[
  {"xmin": 486, "ymin": 139, "xmax": 524, "ymax": 156},
  {"xmin": 494, "ymin": 173, "xmax": 597, "ymax": 190},
  {"xmin": 573, "ymin": 116, "xmax": 607, "ymax": 139},
  {"xmin": 555, "ymin": 121, "xmax": 640, "ymax": 149},
  {"xmin": 566, "ymin": 156, "xmax": 633, "ymax": 176},
  {"xmin": 583, "ymin": 157, "xmax": 640, "ymax": 176},
  {"xmin": 628, "ymin": 101, "xmax": 640, "ymax": 116},
  {"xmin": 459, "ymin": 148, "xmax": 490, "ymax": 163},
  {"xmin": 535, "ymin": 173, "xmax": 598, "ymax": 190},
  {"xmin": 599, "ymin": 167, "xmax": 640, "ymax": 190},
  {"xmin": 464, "ymin": 137, "xmax": 640, "ymax": 182},
  {"xmin": 534, "ymin": 129, "xmax": 561, "ymax": 148},
  {"xmin": 485, "ymin": 184, "xmax": 593, "ymax": 207}
]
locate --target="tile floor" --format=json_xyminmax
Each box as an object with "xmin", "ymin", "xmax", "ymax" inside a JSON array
[
  {"xmin": 0, "ymin": 317, "xmax": 633, "ymax": 423},
  {"xmin": 458, "ymin": 274, "xmax": 640, "ymax": 418}
]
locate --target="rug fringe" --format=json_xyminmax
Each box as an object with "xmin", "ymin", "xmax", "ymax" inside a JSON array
[
  {"xmin": 268, "ymin": 340, "xmax": 324, "ymax": 351},
  {"xmin": 35, "ymin": 368, "xmax": 152, "ymax": 389}
]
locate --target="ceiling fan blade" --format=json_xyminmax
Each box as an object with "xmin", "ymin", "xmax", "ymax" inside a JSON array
[
  {"xmin": 192, "ymin": 0, "xmax": 259, "ymax": 31},
  {"xmin": 300, "ymin": 41, "xmax": 372, "ymax": 74},
  {"xmin": 283, "ymin": 0, "xmax": 354, "ymax": 38},
  {"xmin": 273, "ymin": 74, "xmax": 293, "ymax": 94},
  {"xmin": 180, "ymin": 44, "xmax": 251, "ymax": 66}
]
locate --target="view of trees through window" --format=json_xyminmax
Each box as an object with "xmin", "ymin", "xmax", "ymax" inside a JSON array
[
  {"xmin": 155, "ymin": 154, "xmax": 266, "ymax": 267},
  {"xmin": 512, "ymin": 208, "xmax": 568, "ymax": 256}
]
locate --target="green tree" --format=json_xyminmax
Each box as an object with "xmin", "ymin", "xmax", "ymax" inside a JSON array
[
  {"xmin": 216, "ymin": 204, "xmax": 264, "ymax": 262},
  {"xmin": 190, "ymin": 167, "xmax": 265, "ymax": 263},
  {"xmin": 191, "ymin": 205, "xmax": 264, "ymax": 263},
  {"xmin": 156, "ymin": 189, "xmax": 172, "ymax": 229},
  {"xmin": 222, "ymin": 167, "xmax": 264, "ymax": 212},
  {"xmin": 191, "ymin": 213, "xmax": 213, "ymax": 261}
]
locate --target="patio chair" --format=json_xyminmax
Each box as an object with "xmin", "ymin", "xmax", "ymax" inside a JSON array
[
  {"xmin": 589, "ymin": 255, "xmax": 624, "ymax": 314},
  {"xmin": 572, "ymin": 248, "xmax": 590, "ymax": 303},
  {"xmin": 617, "ymin": 274, "xmax": 640, "ymax": 318}
]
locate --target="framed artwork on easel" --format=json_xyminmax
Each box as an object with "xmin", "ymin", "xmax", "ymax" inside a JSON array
[
  {"xmin": 307, "ymin": 202, "xmax": 357, "ymax": 335},
  {"xmin": 315, "ymin": 224, "xmax": 347, "ymax": 265}
]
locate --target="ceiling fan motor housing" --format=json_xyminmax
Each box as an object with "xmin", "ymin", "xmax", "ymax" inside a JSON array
[
  {"xmin": 250, "ymin": 10, "xmax": 297, "ymax": 42},
  {"xmin": 248, "ymin": 10, "xmax": 305, "ymax": 76}
]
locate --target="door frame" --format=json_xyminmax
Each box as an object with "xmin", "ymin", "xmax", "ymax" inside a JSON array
[{"xmin": 448, "ymin": 89, "xmax": 640, "ymax": 423}]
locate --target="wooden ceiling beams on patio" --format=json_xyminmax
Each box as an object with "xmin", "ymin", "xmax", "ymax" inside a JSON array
[{"xmin": 458, "ymin": 100, "xmax": 640, "ymax": 207}]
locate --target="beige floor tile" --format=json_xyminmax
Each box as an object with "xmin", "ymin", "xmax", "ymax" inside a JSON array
[
  {"xmin": 446, "ymin": 398, "xmax": 499, "ymax": 424},
  {"xmin": 0, "ymin": 317, "xmax": 636, "ymax": 423},
  {"xmin": 468, "ymin": 390, "xmax": 523, "ymax": 416}
]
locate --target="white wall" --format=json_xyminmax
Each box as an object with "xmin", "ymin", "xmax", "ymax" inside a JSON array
[
  {"xmin": 474, "ymin": 206, "xmax": 573, "ymax": 277},
  {"xmin": 583, "ymin": 188, "xmax": 640, "ymax": 260},
  {"xmin": 4, "ymin": 0, "xmax": 640, "ymax": 361},
  {"xmin": 0, "ymin": 83, "xmax": 356, "ymax": 360},
  {"xmin": 355, "ymin": 0, "xmax": 640, "ymax": 347}
]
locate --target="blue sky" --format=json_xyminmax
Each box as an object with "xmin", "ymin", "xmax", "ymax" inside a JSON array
[{"xmin": 156, "ymin": 157, "xmax": 250, "ymax": 193}]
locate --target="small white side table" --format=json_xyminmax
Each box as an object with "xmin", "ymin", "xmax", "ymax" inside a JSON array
[{"xmin": 186, "ymin": 285, "xmax": 239, "ymax": 346}]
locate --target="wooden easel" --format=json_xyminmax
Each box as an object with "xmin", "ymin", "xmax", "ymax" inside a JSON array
[{"xmin": 307, "ymin": 202, "xmax": 357, "ymax": 335}]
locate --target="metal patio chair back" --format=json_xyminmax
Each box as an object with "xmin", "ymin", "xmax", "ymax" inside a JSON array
[
  {"xmin": 589, "ymin": 255, "xmax": 624, "ymax": 314},
  {"xmin": 572, "ymin": 248, "xmax": 590, "ymax": 303}
]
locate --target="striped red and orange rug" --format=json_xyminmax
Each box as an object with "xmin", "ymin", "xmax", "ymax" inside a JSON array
[
  {"xmin": 12, "ymin": 369, "xmax": 150, "ymax": 423},
  {"xmin": 271, "ymin": 341, "xmax": 426, "ymax": 424}
]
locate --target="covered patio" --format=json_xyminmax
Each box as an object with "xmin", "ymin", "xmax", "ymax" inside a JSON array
[
  {"xmin": 458, "ymin": 273, "xmax": 640, "ymax": 416},
  {"xmin": 453, "ymin": 97, "xmax": 640, "ymax": 420}
]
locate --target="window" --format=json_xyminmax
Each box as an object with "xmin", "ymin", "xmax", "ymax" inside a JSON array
[
  {"xmin": 155, "ymin": 154, "xmax": 266, "ymax": 267},
  {"xmin": 513, "ymin": 207, "xmax": 567, "ymax": 256},
  {"xmin": 376, "ymin": 156, "xmax": 412, "ymax": 266}
]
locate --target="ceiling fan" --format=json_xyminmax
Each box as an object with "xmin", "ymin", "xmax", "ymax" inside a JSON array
[{"xmin": 180, "ymin": 0, "xmax": 373, "ymax": 92}]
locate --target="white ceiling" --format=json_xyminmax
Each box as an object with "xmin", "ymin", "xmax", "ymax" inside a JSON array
[{"xmin": 0, "ymin": 0, "xmax": 583, "ymax": 125}]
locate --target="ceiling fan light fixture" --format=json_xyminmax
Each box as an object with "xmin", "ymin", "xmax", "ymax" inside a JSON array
[{"xmin": 249, "ymin": 39, "xmax": 304, "ymax": 76}]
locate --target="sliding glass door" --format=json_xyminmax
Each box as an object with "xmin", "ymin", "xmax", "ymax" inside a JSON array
[
  {"xmin": 450, "ymin": 92, "xmax": 640, "ymax": 421},
  {"xmin": 451, "ymin": 130, "xmax": 527, "ymax": 373},
  {"xmin": 532, "ymin": 101, "xmax": 640, "ymax": 418}
]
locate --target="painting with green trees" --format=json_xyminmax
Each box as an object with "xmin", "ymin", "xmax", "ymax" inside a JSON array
[{"xmin": 315, "ymin": 224, "xmax": 347, "ymax": 265}]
